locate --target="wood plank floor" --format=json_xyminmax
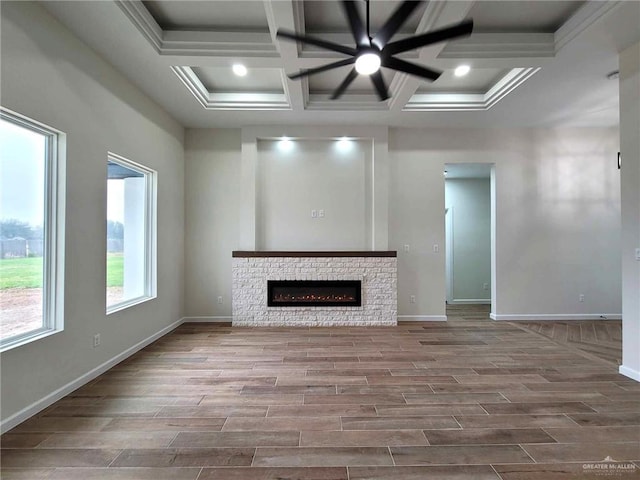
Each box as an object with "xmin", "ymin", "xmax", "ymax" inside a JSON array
[
  {"xmin": 517, "ymin": 320, "xmax": 623, "ymax": 366},
  {"xmin": 2, "ymin": 310, "xmax": 639, "ymax": 480}
]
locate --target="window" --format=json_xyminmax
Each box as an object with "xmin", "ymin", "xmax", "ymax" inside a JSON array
[
  {"xmin": 0, "ymin": 109, "xmax": 64, "ymax": 351},
  {"xmin": 106, "ymin": 152, "xmax": 156, "ymax": 312}
]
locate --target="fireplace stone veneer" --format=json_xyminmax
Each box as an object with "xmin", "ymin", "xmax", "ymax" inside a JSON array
[{"xmin": 232, "ymin": 251, "xmax": 397, "ymax": 326}]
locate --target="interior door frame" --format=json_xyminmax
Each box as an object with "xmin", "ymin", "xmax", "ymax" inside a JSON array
[{"xmin": 445, "ymin": 206, "xmax": 454, "ymax": 304}]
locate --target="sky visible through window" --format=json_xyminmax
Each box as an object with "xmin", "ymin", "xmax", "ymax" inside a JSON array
[
  {"xmin": 107, "ymin": 180, "xmax": 125, "ymax": 223},
  {"xmin": 0, "ymin": 118, "xmax": 45, "ymax": 227},
  {"xmin": 1, "ymin": 117, "xmax": 125, "ymax": 226}
]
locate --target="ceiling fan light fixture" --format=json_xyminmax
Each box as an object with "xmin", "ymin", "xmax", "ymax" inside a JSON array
[
  {"xmin": 277, "ymin": 1, "xmax": 474, "ymax": 100},
  {"xmin": 355, "ymin": 53, "xmax": 381, "ymax": 75},
  {"xmin": 454, "ymin": 65, "xmax": 470, "ymax": 77}
]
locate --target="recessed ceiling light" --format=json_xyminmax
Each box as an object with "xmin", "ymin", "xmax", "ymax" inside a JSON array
[
  {"xmin": 278, "ymin": 136, "xmax": 293, "ymax": 152},
  {"xmin": 454, "ymin": 65, "xmax": 470, "ymax": 77},
  {"xmin": 336, "ymin": 137, "xmax": 353, "ymax": 152},
  {"xmin": 232, "ymin": 64, "xmax": 248, "ymax": 77},
  {"xmin": 355, "ymin": 53, "xmax": 381, "ymax": 75}
]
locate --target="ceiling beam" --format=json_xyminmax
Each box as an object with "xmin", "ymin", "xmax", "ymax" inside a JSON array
[
  {"xmin": 389, "ymin": 0, "xmax": 475, "ymax": 112},
  {"xmin": 264, "ymin": 0, "xmax": 306, "ymax": 111}
]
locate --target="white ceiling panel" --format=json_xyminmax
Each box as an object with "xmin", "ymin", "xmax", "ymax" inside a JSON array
[
  {"xmin": 469, "ymin": 0, "xmax": 586, "ymax": 33},
  {"xmin": 40, "ymin": 0, "xmax": 640, "ymax": 126},
  {"xmin": 193, "ymin": 66, "xmax": 285, "ymax": 93},
  {"xmin": 416, "ymin": 68, "xmax": 509, "ymax": 93},
  {"xmin": 308, "ymin": 66, "xmax": 395, "ymax": 94},
  {"xmin": 142, "ymin": 0, "xmax": 269, "ymax": 30},
  {"xmin": 303, "ymin": 1, "xmax": 428, "ymax": 35}
]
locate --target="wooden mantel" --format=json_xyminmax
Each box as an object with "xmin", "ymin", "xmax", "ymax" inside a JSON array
[{"xmin": 232, "ymin": 251, "xmax": 397, "ymax": 258}]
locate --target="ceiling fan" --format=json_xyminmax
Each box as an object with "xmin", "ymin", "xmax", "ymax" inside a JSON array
[{"xmin": 277, "ymin": 0, "xmax": 473, "ymax": 101}]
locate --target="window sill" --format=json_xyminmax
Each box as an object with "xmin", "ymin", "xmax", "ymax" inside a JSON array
[
  {"xmin": 106, "ymin": 294, "xmax": 156, "ymax": 315},
  {"xmin": 0, "ymin": 327, "xmax": 63, "ymax": 353}
]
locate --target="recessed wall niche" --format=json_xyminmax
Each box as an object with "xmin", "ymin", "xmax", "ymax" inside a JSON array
[{"xmin": 256, "ymin": 138, "xmax": 372, "ymax": 250}]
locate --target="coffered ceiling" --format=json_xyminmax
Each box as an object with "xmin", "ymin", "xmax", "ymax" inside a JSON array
[{"xmin": 41, "ymin": 0, "xmax": 640, "ymax": 128}]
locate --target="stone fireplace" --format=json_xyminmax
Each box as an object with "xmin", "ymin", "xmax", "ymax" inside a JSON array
[{"xmin": 232, "ymin": 251, "xmax": 397, "ymax": 326}]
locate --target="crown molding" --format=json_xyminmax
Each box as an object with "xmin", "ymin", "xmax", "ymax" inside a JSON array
[
  {"xmin": 161, "ymin": 30, "xmax": 277, "ymax": 57},
  {"xmin": 483, "ymin": 67, "xmax": 540, "ymax": 109},
  {"xmin": 116, "ymin": 0, "xmax": 277, "ymax": 57},
  {"xmin": 439, "ymin": 33, "xmax": 555, "ymax": 59},
  {"xmin": 115, "ymin": 0, "xmax": 163, "ymax": 52},
  {"xmin": 172, "ymin": 66, "xmax": 290, "ymax": 110},
  {"xmin": 555, "ymin": 0, "xmax": 621, "ymax": 53},
  {"xmin": 306, "ymin": 94, "xmax": 390, "ymax": 111},
  {"xmin": 174, "ymin": 64, "xmax": 539, "ymax": 112},
  {"xmin": 404, "ymin": 67, "xmax": 540, "ymax": 111}
]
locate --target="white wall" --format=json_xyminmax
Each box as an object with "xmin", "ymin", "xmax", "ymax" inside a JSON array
[
  {"xmin": 388, "ymin": 143, "xmax": 447, "ymax": 320},
  {"xmin": 186, "ymin": 127, "xmax": 621, "ymax": 320},
  {"xmin": 184, "ymin": 129, "xmax": 241, "ymax": 319},
  {"xmin": 445, "ymin": 178, "xmax": 491, "ymax": 303},
  {"xmin": 390, "ymin": 128, "xmax": 621, "ymax": 320},
  {"xmin": 185, "ymin": 126, "xmax": 620, "ymax": 323},
  {"xmin": 257, "ymin": 139, "xmax": 368, "ymax": 250},
  {"xmin": 0, "ymin": 2, "xmax": 184, "ymax": 428},
  {"xmin": 619, "ymin": 41, "xmax": 640, "ymax": 381}
]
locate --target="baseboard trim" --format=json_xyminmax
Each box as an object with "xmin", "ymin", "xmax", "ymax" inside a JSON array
[
  {"xmin": 619, "ymin": 365, "xmax": 640, "ymax": 382},
  {"xmin": 0, "ymin": 318, "xmax": 184, "ymax": 434},
  {"xmin": 490, "ymin": 313, "xmax": 622, "ymax": 321},
  {"xmin": 182, "ymin": 316, "xmax": 232, "ymax": 323},
  {"xmin": 448, "ymin": 299, "xmax": 491, "ymax": 305},
  {"xmin": 398, "ymin": 315, "xmax": 447, "ymax": 322}
]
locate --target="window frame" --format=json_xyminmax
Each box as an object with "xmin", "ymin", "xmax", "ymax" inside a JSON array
[
  {"xmin": 0, "ymin": 108, "xmax": 65, "ymax": 352},
  {"xmin": 106, "ymin": 152, "xmax": 157, "ymax": 314}
]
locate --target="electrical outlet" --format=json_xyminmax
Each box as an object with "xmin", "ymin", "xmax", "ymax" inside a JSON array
[
  {"xmin": 311, "ymin": 210, "xmax": 317, "ymax": 218},
  {"xmin": 217, "ymin": 296, "xmax": 223, "ymax": 304},
  {"xmin": 318, "ymin": 209, "xmax": 325, "ymax": 218},
  {"xmin": 483, "ymin": 283, "xmax": 489, "ymax": 290},
  {"xmin": 635, "ymin": 248, "xmax": 640, "ymax": 261},
  {"xmin": 579, "ymin": 294, "xmax": 585, "ymax": 303},
  {"xmin": 433, "ymin": 244, "xmax": 439, "ymax": 253},
  {"xmin": 410, "ymin": 295, "xmax": 416, "ymax": 303},
  {"xmin": 403, "ymin": 244, "xmax": 410, "ymax": 253},
  {"xmin": 93, "ymin": 334, "xmax": 101, "ymax": 348}
]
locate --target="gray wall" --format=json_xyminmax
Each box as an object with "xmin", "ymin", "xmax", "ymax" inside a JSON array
[
  {"xmin": 184, "ymin": 126, "xmax": 621, "ymax": 321},
  {"xmin": 445, "ymin": 178, "xmax": 491, "ymax": 303},
  {"xmin": 1, "ymin": 2, "xmax": 184, "ymax": 425}
]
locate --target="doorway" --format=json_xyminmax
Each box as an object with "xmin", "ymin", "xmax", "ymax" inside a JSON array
[{"xmin": 444, "ymin": 163, "xmax": 495, "ymax": 315}]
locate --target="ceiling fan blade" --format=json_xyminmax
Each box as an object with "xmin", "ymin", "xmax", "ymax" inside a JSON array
[
  {"xmin": 384, "ymin": 19, "xmax": 473, "ymax": 55},
  {"xmin": 330, "ymin": 68, "xmax": 359, "ymax": 99},
  {"xmin": 277, "ymin": 29, "xmax": 357, "ymax": 56},
  {"xmin": 341, "ymin": 1, "xmax": 369, "ymax": 48},
  {"xmin": 383, "ymin": 56, "xmax": 442, "ymax": 81},
  {"xmin": 287, "ymin": 58, "xmax": 356, "ymax": 80},
  {"xmin": 372, "ymin": 1, "xmax": 423, "ymax": 50},
  {"xmin": 370, "ymin": 71, "xmax": 390, "ymax": 101}
]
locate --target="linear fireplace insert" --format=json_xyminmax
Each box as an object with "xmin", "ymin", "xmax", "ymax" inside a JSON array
[{"xmin": 268, "ymin": 280, "xmax": 362, "ymax": 307}]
